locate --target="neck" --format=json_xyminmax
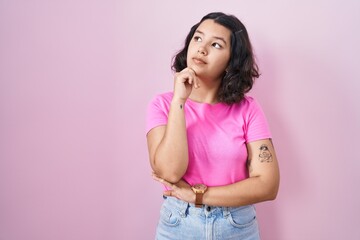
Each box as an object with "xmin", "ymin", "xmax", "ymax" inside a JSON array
[{"xmin": 189, "ymin": 78, "xmax": 221, "ymax": 104}]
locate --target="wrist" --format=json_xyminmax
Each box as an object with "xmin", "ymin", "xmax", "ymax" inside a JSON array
[
  {"xmin": 192, "ymin": 190, "xmax": 196, "ymax": 204},
  {"xmin": 171, "ymin": 98, "xmax": 186, "ymax": 108},
  {"xmin": 191, "ymin": 184, "xmax": 208, "ymax": 208}
]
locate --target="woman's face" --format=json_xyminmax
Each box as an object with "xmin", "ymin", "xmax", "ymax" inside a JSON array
[{"xmin": 186, "ymin": 19, "xmax": 231, "ymax": 81}]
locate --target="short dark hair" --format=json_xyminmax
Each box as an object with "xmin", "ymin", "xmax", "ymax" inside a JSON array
[{"xmin": 172, "ymin": 12, "xmax": 260, "ymax": 104}]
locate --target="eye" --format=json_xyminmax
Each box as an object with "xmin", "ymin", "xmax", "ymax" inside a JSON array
[
  {"xmin": 212, "ymin": 42, "xmax": 222, "ymax": 49},
  {"xmin": 194, "ymin": 36, "xmax": 202, "ymax": 42}
]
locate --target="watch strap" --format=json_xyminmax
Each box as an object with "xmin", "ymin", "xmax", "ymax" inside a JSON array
[{"xmin": 195, "ymin": 192, "xmax": 204, "ymax": 208}]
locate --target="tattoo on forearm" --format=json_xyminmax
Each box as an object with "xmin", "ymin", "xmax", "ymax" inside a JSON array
[{"xmin": 258, "ymin": 144, "xmax": 273, "ymax": 163}]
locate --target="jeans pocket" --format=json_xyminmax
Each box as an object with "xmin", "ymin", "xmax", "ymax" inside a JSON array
[
  {"xmin": 227, "ymin": 206, "xmax": 257, "ymax": 229},
  {"xmin": 159, "ymin": 205, "xmax": 181, "ymax": 227}
]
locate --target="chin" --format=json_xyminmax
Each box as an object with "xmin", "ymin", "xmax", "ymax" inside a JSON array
[{"xmin": 188, "ymin": 65, "xmax": 202, "ymax": 75}]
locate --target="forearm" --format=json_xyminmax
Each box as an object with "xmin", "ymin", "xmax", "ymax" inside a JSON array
[
  {"xmin": 203, "ymin": 176, "xmax": 279, "ymax": 207},
  {"xmin": 153, "ymin": 99, "xmax": 189, "ymax": 182}
]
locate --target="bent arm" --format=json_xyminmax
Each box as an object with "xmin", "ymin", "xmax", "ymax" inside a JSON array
[
  {"xmin": 202, "ymin": 139, "xmax": 280, "ymax": 207},
  {"xmin": 147, "ymin": 99, "xmax": 189, "ymax": 183}
]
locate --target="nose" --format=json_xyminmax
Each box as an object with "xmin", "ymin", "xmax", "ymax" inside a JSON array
[{"xmin": 197, "ymin": 46, "xmax": 207, "ymax": 55}]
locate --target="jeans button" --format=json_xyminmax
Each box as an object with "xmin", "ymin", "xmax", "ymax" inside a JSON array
[{"xmin": 206, "ymin": 206, "xmax": 211, "ymax": 212}]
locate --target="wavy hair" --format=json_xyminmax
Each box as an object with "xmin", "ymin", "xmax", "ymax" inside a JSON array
[{"xmin": 172, "ymin": 12, "xmax": 260, "ymax": 104}]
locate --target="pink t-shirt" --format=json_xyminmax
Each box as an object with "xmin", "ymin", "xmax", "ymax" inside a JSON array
[{"xmin": 146, "ymin": 92, "xmax": 271, "ymax": 187}]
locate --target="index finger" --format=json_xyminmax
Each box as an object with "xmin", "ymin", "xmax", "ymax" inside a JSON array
[{"xmin": 187, "ymin": 67, "xmax": 197, "ymax": 76}]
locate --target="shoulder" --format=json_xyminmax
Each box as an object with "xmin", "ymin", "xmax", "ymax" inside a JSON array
[
  {"xmin": 231, "ymin": 95, "xmax": 261, "ymax": 111},
  {"xmin": 227, "ymin": 95, "xmax": 267, "ymax": 123},
  {"xmin": 148, "ymin": 91, "xmax": 173, "ymax": 110},
  {"xmin": 151, "ymin": 92, "xmax": 173, "ymax": 105},
  {"xmin": 241, "ymin": 95, "xmax": 257, "ymax": 105},
  {"xmin": 153, "ymin": 91, "xmax": 173, "ymax": 103}
]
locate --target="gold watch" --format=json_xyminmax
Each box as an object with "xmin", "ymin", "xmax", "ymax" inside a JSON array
[{"xmin": 191, "ymin": 184, "xmax": 208, "ymax": 208}]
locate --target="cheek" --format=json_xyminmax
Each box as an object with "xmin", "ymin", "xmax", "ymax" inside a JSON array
[
  {"xmin": 187, "ymin": 42, "xmax": 195, "ymax": 55},
  {"xmin": 222, "ymin": 53, "xmax": 231, "ymax": 68},
  {"xmin": 186, "ymin": 46, "xmax": 194, "ymax": 65},
  {"xmin": 214, "ymin": 54, "xmax": 230, "ymax": 70}
]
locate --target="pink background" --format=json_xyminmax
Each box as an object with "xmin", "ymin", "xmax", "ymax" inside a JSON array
[{"xmin": 1, "ymin": 0, "xmax": 359, "ymax": 239}]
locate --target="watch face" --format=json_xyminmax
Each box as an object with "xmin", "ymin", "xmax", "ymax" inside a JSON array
[{"xmin": 193, "ymin": 184, "xmax": 207, "ymax": 191}]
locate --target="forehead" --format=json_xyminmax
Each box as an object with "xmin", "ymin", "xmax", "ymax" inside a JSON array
[{"xmin": 196, "ymin": 19, "xmax": 231, "ymax": 41}]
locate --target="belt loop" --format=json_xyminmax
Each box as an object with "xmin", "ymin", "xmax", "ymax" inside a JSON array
[
  {"xmin": 222, "ymin": 207, "xmax": 230, "ymax": 218},
  {"xmin": 179, "ymin": 200, "xmax": 189, "ymax": 218}
]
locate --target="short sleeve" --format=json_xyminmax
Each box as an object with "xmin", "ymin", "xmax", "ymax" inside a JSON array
[
  {"xmin": 145, "ymin": 94, "xmax": 170, "ymax": 135},
  {"xmin": 244, "ymin": 98, "xmax": 272, "ymax": 143}
]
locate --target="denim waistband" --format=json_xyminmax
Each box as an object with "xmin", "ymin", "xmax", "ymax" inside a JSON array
[{"xmin": 162, "ymin": 196, "xmax": 255, "ymax": 218}]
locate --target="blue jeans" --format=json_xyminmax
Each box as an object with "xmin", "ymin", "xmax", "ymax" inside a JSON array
[{"xmin": 156, "ymin": 196, "xmax": 260, "ymax": 240}]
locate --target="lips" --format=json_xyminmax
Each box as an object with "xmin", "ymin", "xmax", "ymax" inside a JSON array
[{"xmin": 192, "ymin": 57, "xmax": 206, "ymax": 64}]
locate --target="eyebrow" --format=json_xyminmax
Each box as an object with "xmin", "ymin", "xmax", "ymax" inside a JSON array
[{"xmin": 195, "ymin": 30, "xmax": 228, "ymax": 45}]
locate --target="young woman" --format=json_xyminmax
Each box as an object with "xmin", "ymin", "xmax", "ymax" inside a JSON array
[{"xmin": 146, "ymin": 12, "xmax": 280, "ymax": 240}]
